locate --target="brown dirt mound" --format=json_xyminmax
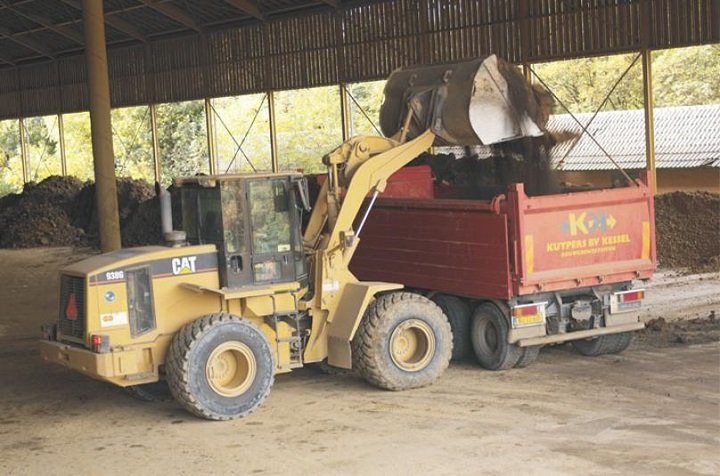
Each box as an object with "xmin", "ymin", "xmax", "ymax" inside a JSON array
[
  {"xmin": 638, "ymin": 314, "xmax": 720, "ymax": 347},
  {"xmin": 0, "ymin": 176, "xmax": 159, "ymax": 248},
  {"xmin": 0, "ymin": 176, "xmax": 85, "ymax": 248},
  {"xmin": 655, "ymin": 192, "xmax": 720, "ymax": 272}
]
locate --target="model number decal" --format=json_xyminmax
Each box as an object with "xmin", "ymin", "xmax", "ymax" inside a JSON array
[{"xmin": 105, "ymin": 270, "xmax": 125, "ymax": 281}]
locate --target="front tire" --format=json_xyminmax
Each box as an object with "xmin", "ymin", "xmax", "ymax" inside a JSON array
[
  {"xmin": 471, "ymin": 303, "xmax": 524, "ymax": 370},
  {"xmin": 166, "ymin": 313, "xmax": 274, "ymax": 420},
  {"xmin": 572, "ymin": 331, "xmax": 634, "ymax": 356},
  {"xmin": 352, "ymin": 292, "xmax": 452, "ymax": 391}
]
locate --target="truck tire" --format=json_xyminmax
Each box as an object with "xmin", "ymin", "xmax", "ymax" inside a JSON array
[
  {"xmin": 352, "ymin": 292, "xmax": 452, "ymax": 391},
  {"xmin": 471, "ymin": 302, "xmax": 523, "ymax": 370},
  {"xmin": 514, "ymin": 346, "xmax": 540, "ymax": 368},
  {"xmin": 431, "ymin": 294, "xmax": 472, "ymax": 361},
  {"xmin": 166, "ymin": 313, "xmax": 274, "ymax": 420},
  {"xmin": 572, "ymin": 331, "xmax": 634, "ymax": 357}
]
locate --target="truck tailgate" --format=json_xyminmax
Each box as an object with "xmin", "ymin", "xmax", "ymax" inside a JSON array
[{"xmin": 508, "ymin": 174, "xmax": 656, "ymax": 295}]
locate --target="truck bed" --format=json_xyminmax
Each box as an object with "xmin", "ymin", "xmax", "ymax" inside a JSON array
[{"xmin": 351, "ymin": 166, "xmax": 656, "ymax": 299}]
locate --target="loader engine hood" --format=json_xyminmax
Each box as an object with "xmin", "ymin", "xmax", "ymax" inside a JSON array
[
  {"xmin": 56, "ymin": 245, "xmax": 219, "ymax": 346},
  {"xmin": 379, "ymin": 54, "xmax": 551, "ymax": 146},
  {"xmin": 61, "ymin": 245, "xmax": 219, "ymax": 280}
]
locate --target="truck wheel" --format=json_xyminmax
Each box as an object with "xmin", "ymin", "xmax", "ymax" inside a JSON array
[
  {"xmin": 514, "ymin": 346, "xmax": 540, "ymax": 368},
  {"xmin": 431, "ymin": 294, "xmax": 472, "ymax": 360},
  {"xmin": 352, "ymin": 292, "xmax": 452, "ymax": 391},
  {"xmin": 471, "ymin": 303, "xmax": 523, "ymax": 370},
  {"xmin": 572, "ymin": 331, "xmax": 634, "ymax": 357},
  {"xmin": 166, "ymin": 313, "xmax": 274, "ymax": 420}
]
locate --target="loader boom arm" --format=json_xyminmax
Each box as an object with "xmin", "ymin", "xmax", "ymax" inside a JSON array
[{"xmin": 301, "ymin": 130, "xmax": 435, "ymax": 366}]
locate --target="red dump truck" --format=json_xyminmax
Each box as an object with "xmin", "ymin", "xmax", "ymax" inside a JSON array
[{"xmin": 351, "ymin": 165, "xmax": 656, "ymax": 369}]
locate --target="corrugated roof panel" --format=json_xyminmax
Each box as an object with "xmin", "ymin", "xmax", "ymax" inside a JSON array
[{"xmin": 548, "ymin": 105, "xmax": 720, "ymax": 170}]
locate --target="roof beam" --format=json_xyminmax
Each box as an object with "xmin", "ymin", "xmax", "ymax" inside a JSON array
[
  {"xmin": 0, "ymin": 26, "xmax": 54, "ymax": 59},
  {"xmin": 59, "ymin": 0, "xmax": 147, "ymax": 43},
  {"xmin": 1, "ymin": 1, "xmax": 84, "ymax": 44},
  {"xmin": 222, "ymin": 0, "xmax": 264, "ymax": 20},
  {"xmin": 143, "ymin": 1, "xmax": 203, "ymax": 33},
  {"xmin": 320, "ymin": 0, "xmax": 339, "ymax": 7}
]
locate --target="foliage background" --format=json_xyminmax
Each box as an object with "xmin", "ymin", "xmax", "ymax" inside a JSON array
[{"xmin": 0, "ymin": 45, "xmax": 717, "ymax": 195}]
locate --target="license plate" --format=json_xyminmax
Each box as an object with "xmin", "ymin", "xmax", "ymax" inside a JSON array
[{"xmin": 512, "ymin": 313, "xmax": 544, "ymax": 327}]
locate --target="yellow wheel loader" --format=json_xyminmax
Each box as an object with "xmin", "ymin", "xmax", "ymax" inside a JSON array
[{"xmin": 40, "ymin": 55, "xmax": 547, "ymax": 420}]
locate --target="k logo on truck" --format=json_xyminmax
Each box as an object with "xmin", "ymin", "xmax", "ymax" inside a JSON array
[{"xmin": 561, "ymin": 210, "xmax": 617, "ymax": 236}]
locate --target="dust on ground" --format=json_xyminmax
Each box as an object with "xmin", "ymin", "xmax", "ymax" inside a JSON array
[{"xmin": 0, "ymin": 248, "xmax": 718, "ymax": 475}]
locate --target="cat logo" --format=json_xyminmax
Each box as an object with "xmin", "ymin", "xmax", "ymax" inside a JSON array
[{"xmin": 171, "ymin": 256, "xmax": 198, "ymax": 275}]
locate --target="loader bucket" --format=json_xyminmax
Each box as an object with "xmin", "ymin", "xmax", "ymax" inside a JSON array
[{"xmin": 379, "ymin": 54, "xmax": 549, "ymax": 146}]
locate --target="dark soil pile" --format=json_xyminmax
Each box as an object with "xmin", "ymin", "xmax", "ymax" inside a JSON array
[
  {"xmin": 655, "ymin": 192, "xmax": 720, "ymax": 272},
  {"xmin": 0, "ymin": 175, "xmax": 163, "ymax": 248},
  {"xmin": 638, "ymin": 313, "xmax": 720, "ymax": 347},
  {"xmin": 0, "ymin": 176, "xmax": 85, "ymax": 248}
]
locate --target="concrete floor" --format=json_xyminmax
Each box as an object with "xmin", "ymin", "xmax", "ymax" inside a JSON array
[{"xmin": 0, "ymin": 248, "xmax": 718, "ymax": 475}]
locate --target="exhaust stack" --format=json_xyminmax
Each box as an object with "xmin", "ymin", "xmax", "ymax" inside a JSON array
[{"xmin": 159, "ymin": 188, "xmax": 186, "ymax": 247}]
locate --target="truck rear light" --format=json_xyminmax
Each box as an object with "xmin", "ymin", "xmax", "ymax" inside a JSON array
[
  {"xmin": 611, "ymin": 289, "xmax": 645, "ymax": 313},
  {"xmin": 619, "ymin": 290, "xmax": 644, "ymax": 302},
  {"xmin": 511, "ymin": 302, "xmax": 547, "ymax": 328},
  {"xmin": 91, "ymin": 334, "xmax": 110, "ymax": 353}
]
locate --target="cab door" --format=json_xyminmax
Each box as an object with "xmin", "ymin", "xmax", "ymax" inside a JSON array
[{"xmin": 247, "ymin": 178, "xmax": 299, "ymax": 285}]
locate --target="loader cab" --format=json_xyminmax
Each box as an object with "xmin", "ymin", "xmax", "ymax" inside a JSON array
[{"xmin": 178, "ymin": 173, "xmax": 310, "ymax": 289}]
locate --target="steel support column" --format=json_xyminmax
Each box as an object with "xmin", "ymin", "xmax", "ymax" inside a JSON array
[
  {"xmin": 18, "ymin": 118, "xmax": 28, "ymax": 183},
  {"xmin": 149, "ymin": 103, "xmax": 160, "ymax": 183},
  {"xmin": 58, "ymin": 114, "xmax": 67, "ymax": 176},
  {"xmin": 205, "ymin": 98, "xmax": 217, "ymax": 175},
  {"xmin": 339, "ymin": 83, "xmax": 351, "ymax": 141},
  {"xmin": 82, "ymin": 0, "xmax": 121, "ymax": 251},
  {"xmin": 642, "ymin": 49, "xmax": 656, "ymax": 193},
  {"xmin": 268, "ymin": 91, "xmax": 278, "ymax": 172}
]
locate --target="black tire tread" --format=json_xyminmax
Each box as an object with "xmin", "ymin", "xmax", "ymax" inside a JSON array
[
  {"xmin": 514, "ymin": 345, "xmax": 540, "ymax": 368},
  {"xmin": 432, "ymin": 294, "xmax": 472, "ymax": 361},
  {"xmin": 572, "ymin": 331, "xmax": 634, "ymax": 357},
  {"xmin": 165, "ymin": 313, "xmax": 274, "ymax": 421},
  {"xmin": 471, "ymin": 302, "xmax": 523, "ymax": 371},
  {"xmin": 352, "ymin": 292, "xmax": 452, "ymax": 391}
]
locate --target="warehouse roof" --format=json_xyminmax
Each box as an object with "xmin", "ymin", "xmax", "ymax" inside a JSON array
[
  {"xmin": 0, "ymin": 0, "xmax": 337, "ymax": 66},
  {"xmin": 548, "ymin": 105, "xmax": 720, "ymax": 170}
]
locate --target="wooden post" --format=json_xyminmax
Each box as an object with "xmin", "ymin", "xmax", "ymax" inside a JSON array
[
  {"xmin": 339, "ymin": 83, "xmax": 351, "ymax": 141},
  {"xmin": 149, "ymin": 103, "xmax": 161, "ymax": 183},
  {"xmin": 18, "ymin": 117, "xmax": 28, "ymax": 183},
  {"xmin": 58, "ymin": 113, "xmax": 67, "ymax": 176},
  {"xmin": 205, "ymin": 98, "xmax": 217, "ymax": 175}
]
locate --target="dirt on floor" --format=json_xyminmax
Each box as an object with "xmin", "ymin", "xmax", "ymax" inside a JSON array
[{"xmin": 0, "ymin": 248, "xmax": 718, "ymax": 475}]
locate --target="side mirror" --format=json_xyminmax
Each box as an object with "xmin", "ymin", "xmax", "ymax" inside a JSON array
[{"xmin": 294, "ymin": 177, "xmax": 312, "ymax": 212}]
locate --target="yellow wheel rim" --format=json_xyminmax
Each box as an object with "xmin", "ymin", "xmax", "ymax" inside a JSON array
[
  {"xmin": 205, "ymin": 341, "xmax": 257, "ymax": 397},
  {"xmin": 389, "ymin": 319, "xmax": 436, "ymax": 372}
]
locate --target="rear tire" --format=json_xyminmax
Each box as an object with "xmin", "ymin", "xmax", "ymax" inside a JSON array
[
  {"xmin": 572, "ymin": 331, "xmax": 634, "ymax": 357},
  {"xmin": 431, "ymin": 294, "xmax": 472, "ymax": 361},
  {"xmin": 352, "ymin": 292, "xmax": 452, "ymax": 391},
  {"xmin": 166, "ymin": 313, "xmax": 274, "ymax": 420},
  {"xmin": 471, "ymin": 303, "xmax": 523, "ymax": 370},
  {"xmin": 514, "ymin": 346, "xmax": 540, "ymax": 368}
]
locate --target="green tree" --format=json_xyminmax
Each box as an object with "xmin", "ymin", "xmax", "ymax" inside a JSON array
[
  {"xmin": 533, "ymin": 45, "xmax": 719, "ymax": 114},
  {"xmin": 157, "ymin": 100, "xmax": 209, "ymax": 184}
]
